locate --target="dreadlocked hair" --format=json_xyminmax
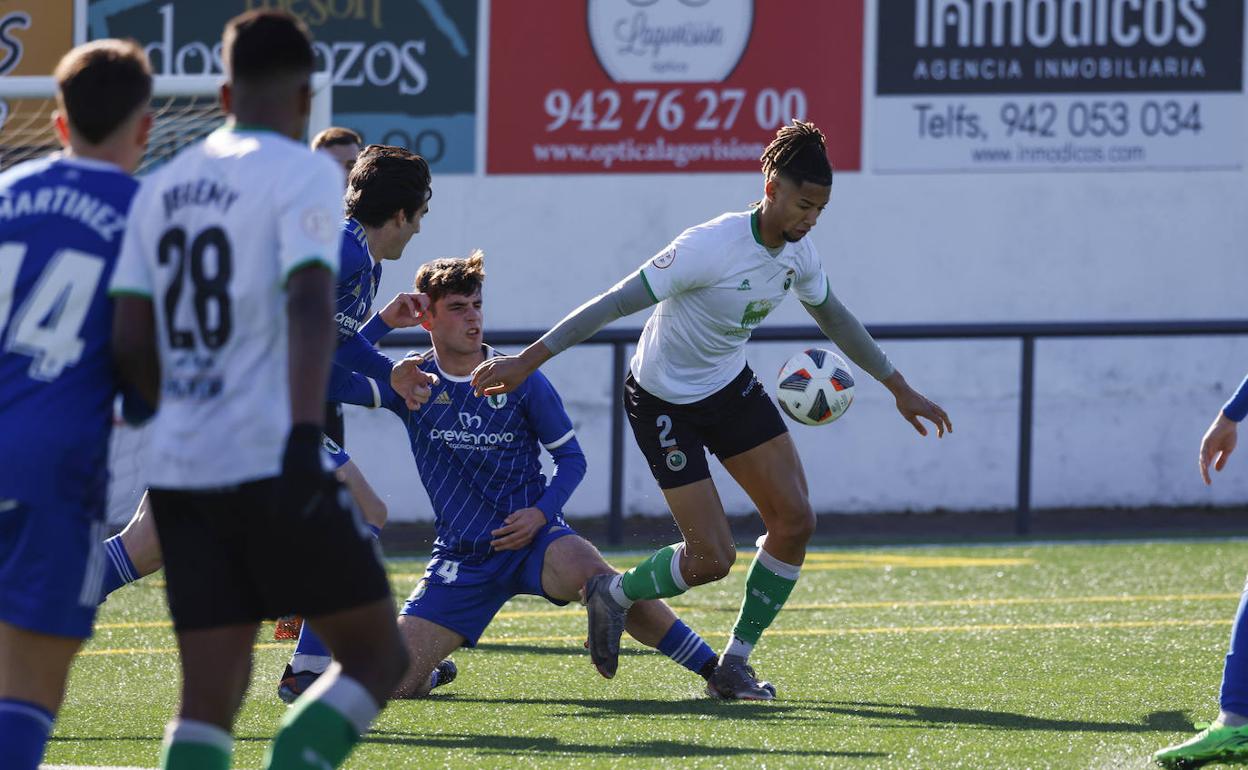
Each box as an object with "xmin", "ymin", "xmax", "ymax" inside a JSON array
[{"xmin": 760, "ymin": 120, "xmax": 832, "ymax": 187}]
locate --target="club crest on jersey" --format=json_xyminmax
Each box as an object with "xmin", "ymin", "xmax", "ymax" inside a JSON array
[
  {"xmin": 487, "ymin": 393, "xmax": 508, "ymax": 409},
  {"xmin": 783, "ymin": 270, "xmax": 794, "ymax": 291},
  {"xmin": 737, "ymin": 279, "xmax": 751, "ymax": 291},
  {"xmin": 664, "ymin": 448, "xmax": 687, "ymax": 472},
  {"xmin": 458, "ymin": 412, "xmax": 483, "ymax": 429}
]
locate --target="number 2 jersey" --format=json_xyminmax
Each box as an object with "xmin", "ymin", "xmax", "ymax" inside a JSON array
[
  {"xmin": 0, "ymin": 155, "xmax": 138, "ymax": 508},
  {"xmin": 109, "ymin": 127, "xmax": 344, "ymax": 489}
]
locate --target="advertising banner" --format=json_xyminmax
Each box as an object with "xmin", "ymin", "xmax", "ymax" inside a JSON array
[
  {"xmin": 0, "ymin": 0, "xmax": 75, "ymax": 153},
  {"xmin": 487, "ymin": 0, "xmax": 863, "ymax": 174},
  {"xmin": 86, "ymin": 0, "xmax": 479, "ymax": 172},
  {"xmin": 873, "ymin": 0, "xmax": 1246, "ymax": 172}
]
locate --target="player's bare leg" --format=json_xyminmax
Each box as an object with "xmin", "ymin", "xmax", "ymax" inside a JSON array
[
  {"xmin": 702, "ymin": 432, "xmax": 813, "ymax": 699},
  {"xmin": 171, "ymin": 623, "xmax": 259, "ymax": 730},
  {"xmin": 0, "ymin": 621, "xmax": 83, "ymax": 714},
  {"xmin": 116, "ymin": 492, "xmax": 163, "ymax": 575},
  {"xmin": 661, "ymin": 479, "xmax": 738, "ymax": 586},
  {"xmin": 391, "ymin": 616, "xmax": 464, "ymax": 699},
  {"xmin": 722, "ymin": 433, "xmax": 815, "ymax": 566}
]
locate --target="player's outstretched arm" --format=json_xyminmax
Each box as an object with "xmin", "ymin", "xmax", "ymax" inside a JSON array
[
  {"xmin": 112, "ymin": 296, "xmax": 160, "ymax": 408},
  {"xmin": 801, "ymin": 288, "xmax": 950, "ymax": 438},
  {"xmin": 472, "ymin": 271, "xmax": 655, "ymax": 396}
]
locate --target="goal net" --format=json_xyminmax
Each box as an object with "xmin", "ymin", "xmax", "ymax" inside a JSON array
[{"xmin": 0, "ymin": 73, "xmax": 333, "ymax": 524}]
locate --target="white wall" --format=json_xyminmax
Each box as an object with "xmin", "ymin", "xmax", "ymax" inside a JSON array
[{"xmin": 343, "ymin": 166, "xmax": 1248, "ymax": 523}]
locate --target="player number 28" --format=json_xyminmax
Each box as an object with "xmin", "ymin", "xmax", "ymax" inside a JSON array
[{"xmin": 157, "ymin": 225, "xmax": 233, "ymax": 350}]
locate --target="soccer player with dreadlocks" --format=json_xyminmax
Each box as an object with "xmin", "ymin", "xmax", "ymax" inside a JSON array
[{"xmin": 470, "ymin": 120, "xmax": 952, "ymax": 699}]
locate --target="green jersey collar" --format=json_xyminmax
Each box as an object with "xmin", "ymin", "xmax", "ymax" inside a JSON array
[{"xmin": 750, "ymin": 208, "xmax": 764, "ymax": 246}]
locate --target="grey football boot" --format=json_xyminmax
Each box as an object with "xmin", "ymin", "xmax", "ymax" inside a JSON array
[
  {"xmin": 706, "ymin": 654, "xmax": 777, "ymax": 700},
  {"xmin": 581, "ymin": 573, "xmax": 628, "ymax": 678}
]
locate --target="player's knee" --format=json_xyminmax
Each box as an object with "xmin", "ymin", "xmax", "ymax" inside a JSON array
[
  {"xmin": 772, "ymin": 501, "xmax": 816, "ymax": 545},
  {"xmin": 684, "ymin": 544, "xmax": 735, "ymax": 584}
]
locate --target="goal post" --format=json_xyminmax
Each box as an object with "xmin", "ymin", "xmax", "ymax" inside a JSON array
[
  {"xmin": 0, "ymin": 72, "xmax": 332, "ymax": 524},
  {"xmin": 0, "ymin": 72, "xmax": 333, "ymax": 174}
]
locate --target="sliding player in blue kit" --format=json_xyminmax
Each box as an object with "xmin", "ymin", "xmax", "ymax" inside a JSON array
[
  {"xmin": 330, "ymin": 252, "xmax": 727, "ymax": 698},
  {"xmin": 0, "ymin": 40, "xmax": 152, "ymax": 770}
]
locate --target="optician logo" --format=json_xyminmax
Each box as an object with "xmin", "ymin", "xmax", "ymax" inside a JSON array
[
  {"xmin": 458, "ymin": 412, "xmax": 483, "ymax": 430},
  {"xmin": 587, "ymin": 0, "xmax": 754, "ymax": 83}
]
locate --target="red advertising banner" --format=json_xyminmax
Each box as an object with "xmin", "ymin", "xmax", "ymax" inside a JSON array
[{"xmin": 487, "ymin": 0, "xmax": 863, "ymax": 174}]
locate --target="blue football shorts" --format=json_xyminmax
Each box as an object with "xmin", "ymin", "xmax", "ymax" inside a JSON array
[
  {"xmin": 0, "ymin": 496, "xmax": 107, "ymax": 639},
  {"xmin": 400, "ymin": 522, "xmax": 577, "ymax": 646}
]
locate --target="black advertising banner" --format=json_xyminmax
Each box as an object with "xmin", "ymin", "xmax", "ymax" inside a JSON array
[
  {"xmin": 873, "ymin": 0, "xmax": 1246, "ymax": 172},
  {"xmin": 86, "ymin": 0, "xmax": 478, "ymax": 172}
]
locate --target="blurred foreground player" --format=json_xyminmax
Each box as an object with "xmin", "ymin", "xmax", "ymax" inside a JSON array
[
  {"xmin": 110, "ymin": 11, "xmax": 420, "ymax": 769},
  {"xmin": 0, "ymin": 39, "xmax": 152, "ymax": 770}
]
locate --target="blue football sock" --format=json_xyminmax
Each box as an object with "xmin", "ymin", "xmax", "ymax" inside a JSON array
[
  {"xmin": 1221, "ymin": 579, "xmax": 1248, "ymax": 715},
  {"xmin": 0, "ymin": 698, "xmax": 53, "ymax": 770},
  {"xmin": 367, "ymin": 524, "xmax": 382, "ymax": 539},
  {"xmin": 291, "ymin": 622, "xmax": 332, "ymax": 675},
  {"xmin": 657, "ymin": 619, "xmax": 717, "ymax": 679},
  {"xmin": 98, "ymin": 535, "xmax": 140, "ymax": 602}
]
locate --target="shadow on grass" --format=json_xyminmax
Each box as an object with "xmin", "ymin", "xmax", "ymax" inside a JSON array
[
  {"xmin": 473, "ymin": 642, "xmax": 650, "ymax": 657},
  {"xmin": 806, "ymin": 701, "xmax": 1191, "ymax": 733},
  {"xmin": 414, "ymin": 694, "xmax": 814, "ymax": 722},
  {"xmin": 366, "ymin": 730, "xmax": 884, "ymax": 760}
]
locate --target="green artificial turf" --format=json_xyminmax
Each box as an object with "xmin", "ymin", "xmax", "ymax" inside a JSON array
[{"xmin": 43, "ymin": 539, "xmax": 1248, "ymax": 769}]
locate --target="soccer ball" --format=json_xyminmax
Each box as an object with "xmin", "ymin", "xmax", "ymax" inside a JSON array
[{"xmin": 775, "ymin": 348, "xmax": 855, "ymax": 426}]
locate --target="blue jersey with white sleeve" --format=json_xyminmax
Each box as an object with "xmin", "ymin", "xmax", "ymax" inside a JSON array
[
  {"xmin": 331, "ymin": 347, "xmax": 585, "ymax": 563},
  {"xmin": 0, "ymin": 156, "xmax": 138, "ymax": 507}
]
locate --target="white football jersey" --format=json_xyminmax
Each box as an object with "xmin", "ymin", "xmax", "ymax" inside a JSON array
[
  {"xmin": 632, "ymin": 209, "xmax": 830, "ymax": 404},
  {"xmin": 110, "ymin": 126, "xmax": 343, "ymax": 489}
]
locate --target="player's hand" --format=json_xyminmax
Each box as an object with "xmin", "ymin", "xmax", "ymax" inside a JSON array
[
  {"xmin": 884, "ymin": 372, "xmax": 951, "ymax": 438},
  {"xmin": 1200, "ymin": 412, "xmax": 1238, "ymax": 485},
  {"xmin": 490, "ymin": 507, "xmax": 546, "ymax": 551},
  {"xmin": 391, "ymin": 354, "xmax": 439, "ymax": 411},
  {"xmin": 378, "ymin": 292, "xmax": 430, "ymax": 329},
  {"xmin": 278, "ymin": 422, "xmax": 330, "ymax": 518},
  {"xmin": 471, "ymin": 355, "xmax": 534, "ymax": 397}
]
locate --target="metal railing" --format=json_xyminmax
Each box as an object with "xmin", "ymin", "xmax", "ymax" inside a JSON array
[{"xmin": 385, "ymin": 320, "xmax": 1248, "ymax": 543}]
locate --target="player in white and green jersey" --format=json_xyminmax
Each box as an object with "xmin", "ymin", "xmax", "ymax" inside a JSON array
[
  {"xmin": 471, "ymin": 121, "xmax": 952, "ymax": 699},
  {"xmin": 109, "ymin": 11, "xmax": 424, "ymax": 770}
]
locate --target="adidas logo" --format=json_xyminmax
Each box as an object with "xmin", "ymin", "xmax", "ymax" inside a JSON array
[
  {"xmin": 737, "ymin": 279, "xmax": 751, "ymax": 291},
  {"xmin": 433, "ymin": 391, "xmax": 451, "ymax": 405}
]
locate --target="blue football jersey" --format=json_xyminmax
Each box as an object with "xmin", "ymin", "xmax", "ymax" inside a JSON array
[
  {"xmin": 335, "ymin": 218, "xmax": 380, "ymax": 342},
  {"xmin": 374, "ymin": 350, "xmax": 578, "ymax": 563},
  {"xmin": 0, "ymin": 155, "xmax": 139, "ymax": 507}
]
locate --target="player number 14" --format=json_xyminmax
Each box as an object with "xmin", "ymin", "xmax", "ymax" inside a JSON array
[{"xmin": 0, "ymin": 242, "xmax": 105, "ymax": 381}]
